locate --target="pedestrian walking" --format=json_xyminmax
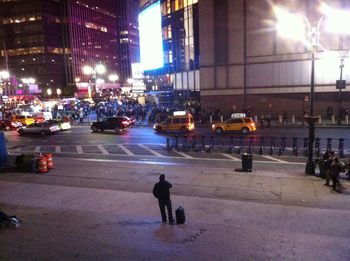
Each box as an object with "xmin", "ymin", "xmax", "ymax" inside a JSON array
[
  {"xmin": 324, "ymin": 151, "xmax": 335, "ymax": 186},
  {"xmin": 329, "ymin": 157, "xmax": 342, "ymax": 191},
  {"xmin": 153, "ymin": 174, "xmax": 174, "ymax": 223}
]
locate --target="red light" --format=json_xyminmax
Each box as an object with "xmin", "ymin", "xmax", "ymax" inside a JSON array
[{"xmin": 122, "ymin": 120, "xmax": 129, "ymax": 125}]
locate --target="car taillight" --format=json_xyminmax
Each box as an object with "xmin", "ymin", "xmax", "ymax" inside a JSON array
[
  {"xmin": 251, "ymin": 123, "xmax": 255, "ymax": 127},
  {"xmin": 10, "ymin": 122, "xmax": 16, "ymax": 127},
  {"xmin": 122, "ymin": 120, "xmax": 129, "ymax": 125}
]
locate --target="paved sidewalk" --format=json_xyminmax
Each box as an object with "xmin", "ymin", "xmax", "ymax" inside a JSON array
[{"xmin": 0, "ymin": 157, "xmax": 349, "ymax": 260}]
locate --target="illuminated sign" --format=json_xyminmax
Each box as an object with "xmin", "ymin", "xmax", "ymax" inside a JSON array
[{"xmin": 138, "ymin": 2, "xmax": 164, "ymax": 70}]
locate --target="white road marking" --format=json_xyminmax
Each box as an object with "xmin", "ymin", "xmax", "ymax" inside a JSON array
[
  {"xmin": 55, "ymin": 146, "xmax": 61, "ymax": 153},
  {"xmin": 34, "ymin": 146, "xmax": 41, "ymax": 153},
  {"xmin": 221, "ymin": 153, "xmax": 240, "ymax": 161},
  {"xmin": 97, "ymin": 145, "xmax": 110, "ymax": 155},
  {"xmin": 117, "ymin": 144, "xmax": 134, "ymax": 156},
  {"xmin": 138, "ymin": 144, "xmax": 164, "ymax": 157},
  {"xmin": 76, "ymin": 145, "xmax": 83, "ymax": 154},
  {"xmin": 261, "ymin": 155, "xmax": 289, "ymax": 163},
  {"xmin": 172, "ymin": 150, "xmax": 193, "ymax": 159}
]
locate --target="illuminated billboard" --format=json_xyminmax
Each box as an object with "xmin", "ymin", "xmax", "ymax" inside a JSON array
[{"xmin": 138, "ymin": 1, "xmax": 164, "ymax": 70}]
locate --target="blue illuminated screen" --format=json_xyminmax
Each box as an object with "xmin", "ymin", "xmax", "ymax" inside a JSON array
[{"xmin": 138, "ymin": 1, "xmax": 164, "ymax": 70}]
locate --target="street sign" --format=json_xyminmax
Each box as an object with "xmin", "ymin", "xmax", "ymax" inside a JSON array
[{"xmin": 336, "ymin": 80, "xmax": 346, "ymax": 89}]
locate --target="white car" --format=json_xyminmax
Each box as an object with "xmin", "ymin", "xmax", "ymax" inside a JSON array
[
  {"xmin": 17, "ymin": 122, "xmax": 60, "ymax": 135},
  {"xmin": 45, "ymin": 120, "xmax": 71, "ymax": 131}
]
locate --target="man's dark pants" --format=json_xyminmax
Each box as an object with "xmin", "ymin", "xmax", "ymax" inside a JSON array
[{"xmin": 158, "ymin": 199, "xmax": 174, "ymax": 222}]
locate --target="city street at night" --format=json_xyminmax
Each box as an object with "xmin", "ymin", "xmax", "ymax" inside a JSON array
[{"xmin": 1, "ymin": 123, "xmax": 350, "ymax": 260}]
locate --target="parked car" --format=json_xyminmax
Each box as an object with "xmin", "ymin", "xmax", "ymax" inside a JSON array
[
  {"xmin": 211, "ymin": 117, "xmax": 256, "ymax": 134},
  {"xmin": 45, "ymin": 120, "xmax": 71, "ymax": 131},
  {"xmin": 17, "ymin": 122, "xmax": 60, "ymax": 136},
  {"xmin": 0, "ymin": 119, "xmax": 22, "ymax": 131},
  {"xmin": 90, "ymin": 117, "xmax": 129, "ymax": 133}
]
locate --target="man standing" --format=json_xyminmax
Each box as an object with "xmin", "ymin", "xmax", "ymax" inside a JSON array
[{"xmin": 153, "ymin": 174, "xmax": 174, "ymax": 223}]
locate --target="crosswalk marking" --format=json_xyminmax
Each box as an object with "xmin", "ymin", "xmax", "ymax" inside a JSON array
[
  {"xmin": 117, "ymin": 144, "xmax": 134, "ymax": 156},
  {"xmin": 34, "ymin": 146, "xmax": 41, "ymax": 153},
  {"xmin": 76, "ymin": 145, "xmax": 83, "ymax": 154},
  {"xmin": 138, "ymin": 144, "xmax": 164, "ymax": 157},
  {"xmin": 55, "ymin": 146, "xmax": 61, "ymax": 153},
  {"xmin": 172, "ymin": 150, "xmax": 193, "ymax": 159},
  {"xmin": 221, "ymin": 153, "xmax": 240, "ymax": 161},
  {"xmin": 261, "ymin": 155, "xmax": 288, "ymax": 163},
  {"xmin": 97, "ymin": 145, "xmax": 110, "ymax": 155}
]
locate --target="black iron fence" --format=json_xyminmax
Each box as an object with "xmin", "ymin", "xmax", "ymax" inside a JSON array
[{"xmin": 165, "ymin": 135, "xmax": 349, "ymax": 158}]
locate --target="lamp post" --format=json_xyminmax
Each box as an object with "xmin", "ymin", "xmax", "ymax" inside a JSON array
[
  {"xmin": 47, "ymin": 88, "xmax": 52, "ymax": 99},
  {"xmin": 56, "ymin": 88, "xmax": 61, "ymax": 99},
  {"xmin": 83, "ymin": 64, "xmax": 106, "ymax": 99},
  {"xmin": 337, "ymin": 59, "xmax": 345, "ymax": 125}
]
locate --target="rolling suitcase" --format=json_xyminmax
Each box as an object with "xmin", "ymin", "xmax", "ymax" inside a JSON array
[{"xmin": 175, "ymin": 206, "xmax": 186, "ymax": 224}]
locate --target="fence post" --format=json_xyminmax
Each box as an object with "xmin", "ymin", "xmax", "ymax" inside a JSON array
[
  {"xmin": 303, "ymin": 138, "xmax": 309, "ymax": 157},
  {"xmin": 269, "ymin": 137, "xmax": 275, "ymax": 155},
  {"xmin": 338, "ymin": 138, "xmax": 344, "ymax": 158},
  {"xmin": 315, "ymin": 138, "xmax": 320, "ymax": 158},
  {"xmin": 293, "ymin": 137, "xmax": 298, "ymax": 157},
  {"xmin": 326, "ymin": 138, "xmax": 332, "ymax": 152},
  {"xmin": 259, "ymin": 137, "xmax": 264, "ymax": 155}
]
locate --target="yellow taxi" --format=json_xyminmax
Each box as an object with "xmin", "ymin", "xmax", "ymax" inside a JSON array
[
  {"xmin": 154, "ymin": 111, "xmax": 195, "ymax": 133},
  {"xmin": 212, "ymin": 117, "xmax": 256, "ymax": 134},
  {"xmin": 12, "ymin": 115, "xmax": 35, "ymax": 126}
]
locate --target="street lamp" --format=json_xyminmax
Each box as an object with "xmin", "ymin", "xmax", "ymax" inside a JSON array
[
  {"xmin": 56, "ymin": 88, "xmax": 61, "ymax": 99},
  {"xmin": 0, "ymin": 70, "xmax": 10, "ymax": 95},
  {"xmin": 83, "ymin": 64, "xmax": 106, "ymax": 98},
  {"xmin": 47, "ymin": 88, "xmax": 52, "ymax": 99},
  {"xmin": 274, "ymin": 5, "xmax": 350, "ymax": 175}
]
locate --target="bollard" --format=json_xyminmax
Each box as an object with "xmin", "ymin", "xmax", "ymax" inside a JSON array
[
  {"xmin": 228, "ymin": 136, "xmax": 234, "ymax": 153},
  {"xmin": 259, "ymin": 137, "xmax": 264, "ymax": 155},
  {"xmin": 191, "ymin": 135, "xmax": 196, "ymax": 151},
  {"xmin": 315, "ymin": 138, "xmax": 320, "ymax": 158},
  {"xmin": 303, "ymin": 138, "xmax": 309, "ymax": 157},
  {"xmin": 292, "ymin": 137, "xmax": 298, "ymax": 157},
  {"xmin": 237, "ymin": 136, "xmax": 244, "ymax": 154},
  {"xmin": 220, "ymin": 115, "xmax": 224, "ymax": 123},
  {"xmin": 166, "ymin": 138, "xmax": 171, "ymax": 151},
  {"xmin": 278, "ymin": 137, "xmax": 286, "ymax": 156},
  {"xmin": 248, "ymin": 137, "xmax": 254, "ymax": 154},
  {"xmin": 345, "ymin": 115, "xmax": 349, "ymax": 125},
  {"xmin": 182, "ymin": 135, "xmax": 188, "ymax": 151},
  {"xmin": 326, "ymin": 138, "xmax": 332, "ymax": 152},
  {"xmin": 338, "ymin": 138, "xmax": 345, "ymax": 158},
  {"xmin": 209, "ymin": 115, "xmax": 213, "ymax": 123},
  {"xmin": 174, "ymin": 135, "xmax": 179, "ymax": 151},
  {"xmin": 206, "ymin": 136, "xmax": 214, "ymax": 153},
  {"xmin": 291, "ymin": 115, "xmax": 295, "ymax": 124},
  {"xmin": 331, "ymin": 115, "xmax": 335, "ymax": 124},
  {"xmin": 201, "ymin": 136, "xmax": 205, "ymax": 152},
  {"xmin": 269, "ymin": 137, "xmax": 275, "ymax": 155},
  {"xmin": 318, "ymin": 115, "xmax": 322, "ymax": 124}
]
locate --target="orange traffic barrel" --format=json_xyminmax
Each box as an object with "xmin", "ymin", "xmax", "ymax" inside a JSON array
[
  {"xmin": 45, "ymin": 153, "xmax": 54, "ymax": 169},
  {"xmin": 37, "ymin": 155, "xmax": 48, "ymax": 173}
]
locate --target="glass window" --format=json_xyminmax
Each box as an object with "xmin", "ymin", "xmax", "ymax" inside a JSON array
[{"xmin": 232, "ymin": 119, "xmax": 243, "ymax": 123}]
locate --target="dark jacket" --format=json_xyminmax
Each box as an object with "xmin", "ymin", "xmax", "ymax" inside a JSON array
[{"xmin": 153, "ymin": 180, "xmax": 172, "ymax": 201}]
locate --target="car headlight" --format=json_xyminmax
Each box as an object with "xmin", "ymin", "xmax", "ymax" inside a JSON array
[{"xmin": 212, "ymin": 124, "xmax": 215, "ymax": 128}]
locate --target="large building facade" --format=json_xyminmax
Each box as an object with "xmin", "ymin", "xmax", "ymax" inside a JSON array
[
  {"xmin": 139, "ymin": 0, "xmax": 200, "ymax": 103},
  {"xmin": 199, "ymin": 0, "xmax": 350, "ymax": 117},
  {"xmin": 0, "ymin": 0, "xmax": 121, "ymax": 97}
]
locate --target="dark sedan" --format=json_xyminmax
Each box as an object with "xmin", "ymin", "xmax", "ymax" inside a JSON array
[{"xmin": 90, "ymin": 117, "xmax": 130, "ymax": 134}]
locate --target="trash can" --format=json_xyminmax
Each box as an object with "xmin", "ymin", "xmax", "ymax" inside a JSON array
[{"xmin": 242, "ymin": 153, "xmax": 252, "ymax": 172}]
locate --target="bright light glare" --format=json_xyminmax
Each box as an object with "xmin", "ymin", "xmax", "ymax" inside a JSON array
[
  {"xmin": 321, "ymin": 4, "xmax": 350, "ymax": 34},
  {"xmin": 0, "ymin": 70, "xmax": 9, "ymax": 79},
  {"xmin": 83, "ymin": 66, "xmax": 93, "ymax": 75},
  {"xmin": 56, "ymin": 88, "xmax": 61, "ymax": 95},
  {"xmin": 96, "ymin": 78, "xmax": 105, "ymax": 84},
  {"xmin": 127, "ymin": 78, "xmax": 134, "ymax": 84},
  {"xmin": 139, "ymin": 2, "xmax": 164, "ymax": 70},
  {"xmin": 28, "ymin": 78, "xmax": 35, "ymax": 84},
  {"xmin": 274, "ymin": 6, "xmax": 306, "ymax": 41},
  {"xmin": 108, "ymin": 74, "xmax": 119, "ymax": 82},
  {"xmin": 95, "ymin": 64, "xmax": 106, "ymax": 74},
  {"xmin": 47, "ymin": 88, "xmax": 52, "ymax": 96}
]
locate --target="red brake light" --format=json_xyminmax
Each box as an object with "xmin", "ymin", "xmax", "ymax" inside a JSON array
[{"xmin": 122, "ymin": 120, "xmax": 129, "ymax": 125}]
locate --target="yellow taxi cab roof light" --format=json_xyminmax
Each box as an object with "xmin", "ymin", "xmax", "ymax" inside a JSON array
[{"xmin": 173, "ymin": 111, "xmax": 187, "ymax": 116}]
